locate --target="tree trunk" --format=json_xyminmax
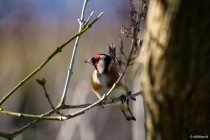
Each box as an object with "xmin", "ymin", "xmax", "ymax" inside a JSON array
[{"xmin": 141, "ymin": 0, "xmax": 210, "ymax": 139}]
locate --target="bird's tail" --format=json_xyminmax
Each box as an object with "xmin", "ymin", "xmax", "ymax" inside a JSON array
[{"xmin": 119, "ymin": 100, "xmax": 136, "ymax": 121}]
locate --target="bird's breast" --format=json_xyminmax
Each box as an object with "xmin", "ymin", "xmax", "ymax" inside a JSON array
[
  {"xmin": 91, "ymin": 70, "xmax": 107, "ymax": 98},
  {"xmin": 91, "ymin": 70, "xmax": 128, "ymax": 99}
]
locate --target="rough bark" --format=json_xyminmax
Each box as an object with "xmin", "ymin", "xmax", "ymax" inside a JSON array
[{"xmin": 141, "ymin": 0, "xmax": 210, "ymax": 139}]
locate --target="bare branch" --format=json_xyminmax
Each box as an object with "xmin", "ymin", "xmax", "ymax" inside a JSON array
[
  {"xmin": 119, "ymin": 36, "xmax": 128, "ymax": 61},
  {"xmin": 0, "ymin": 91, "xmax": 142, "ymax": 121},
  {"xmin": 37, "ymin": 78, "xmax": 62, "ymax": 115},
  {"xmin": 60, "ymin": 92, "xmax": 141, "ymax": 109},
  {"xmin": 60, "ymin": 0, "xmax": 92, "ymax": 105},
  {"xmin": 64, "ymin": 91, "xmax": 141, "ymax": 119}
]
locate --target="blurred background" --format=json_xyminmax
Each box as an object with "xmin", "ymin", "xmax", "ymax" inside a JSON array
[{"xmin": 0, "ymin": 0, "xmax": 144, "ymax": 140}]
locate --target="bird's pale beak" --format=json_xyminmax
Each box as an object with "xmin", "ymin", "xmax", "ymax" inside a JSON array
[{"xmin": 84, "ymin": 58, "xmax": 92, "ymax": 64}]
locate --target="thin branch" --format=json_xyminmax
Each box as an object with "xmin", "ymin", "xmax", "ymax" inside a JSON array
[
  {"xmin": 130, "ymin": 56, "xmax": 138, "ymax": 61},
  {"xmin": 79, "ymin": 92, "xmax": 140, "ymax": 109},
  {"xmin": 82, "ymin": 11, "xmax": 94, "ymax": 28},
  {"xmin": 9, "ymin": 107, "xmax": 58, "ymax": 139},
  {"xmin": 0, "ymin": 92, "xmax": 141, "ymax": 121},
  {"xmin": 63, "ymin": 91, "xmax": 141, "ymax": 109},
  {"xmin": 36, "ymin": 78, "xmax": 62, "ymax": 115},
  {"xmin": 60, "ymin": 91, "xmax": 141, "ymax": 119},
  {"xmin": 0, "ymin": 131, "xmax": 12, "ymax": 140},
  {"xmin": 0, "ymin": 108, "xmax": 65, "ymax": 120},
  {"xmin": 0, "ymin": 105, "xmax": 60, "ymax": 140},
  {"xmin": 60, "ymin": 0, "xmax": 91, "ymax": 105},
  {"xmin": 119, "ymin": 36, "xmax": 128, "ymax": 60}
]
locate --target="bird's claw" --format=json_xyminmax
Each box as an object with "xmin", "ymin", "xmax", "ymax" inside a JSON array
[
  {"xmin": 120, "ymin": 95, "xmax": 127, "ymax": 104},
  {"xmin": 128, "ymin": 91, "xmax": 136, "ymax": 101},
  {"xmin": 99, "ymin": 101, "xmax": 105, "ymax": 109},
  {"xmin": 131, "ymin": 97, "xmax": 136, "ymax": 101}
]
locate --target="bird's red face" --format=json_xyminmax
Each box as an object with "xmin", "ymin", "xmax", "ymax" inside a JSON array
[
  {"xmin": 84, "ymin": 54, "xmax": 101, "ymax": 70},
  {"xmin": 84, "ymin": 54, "xmax": 111, "ymax": 74}
]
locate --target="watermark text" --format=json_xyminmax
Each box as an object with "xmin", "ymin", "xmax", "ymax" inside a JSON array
[{"xmin": 190, "ymin": 135, "xmax": 208, "ymax": 139}]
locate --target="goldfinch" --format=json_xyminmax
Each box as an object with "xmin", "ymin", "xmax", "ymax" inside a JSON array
[{"xmin": 84, "ymin": 54, "xmax": 136, "ymax": 121}]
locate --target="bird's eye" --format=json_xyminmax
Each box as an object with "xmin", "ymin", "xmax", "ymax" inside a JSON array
[
  {"xmin": 94, "ymin": 58, "xmax": 99, "ymax": 62},
  {"xmin": 92, "ymin": 58, "xmax": 99, "ymax": 64}
]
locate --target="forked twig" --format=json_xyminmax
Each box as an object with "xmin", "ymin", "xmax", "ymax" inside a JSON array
[{"xmin": 36, "ymin": 78, "xmax": 62, "ymax": 115}]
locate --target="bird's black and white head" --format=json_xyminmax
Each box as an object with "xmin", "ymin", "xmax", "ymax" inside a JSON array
[{"xmin": 84, "ymin": 54, "xmax": 111, "ymax": 74}]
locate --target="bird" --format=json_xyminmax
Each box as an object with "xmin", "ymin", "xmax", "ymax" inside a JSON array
[{"xmin": 84, "ymin": 54, "xmax": 136, "ymax": 121}]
